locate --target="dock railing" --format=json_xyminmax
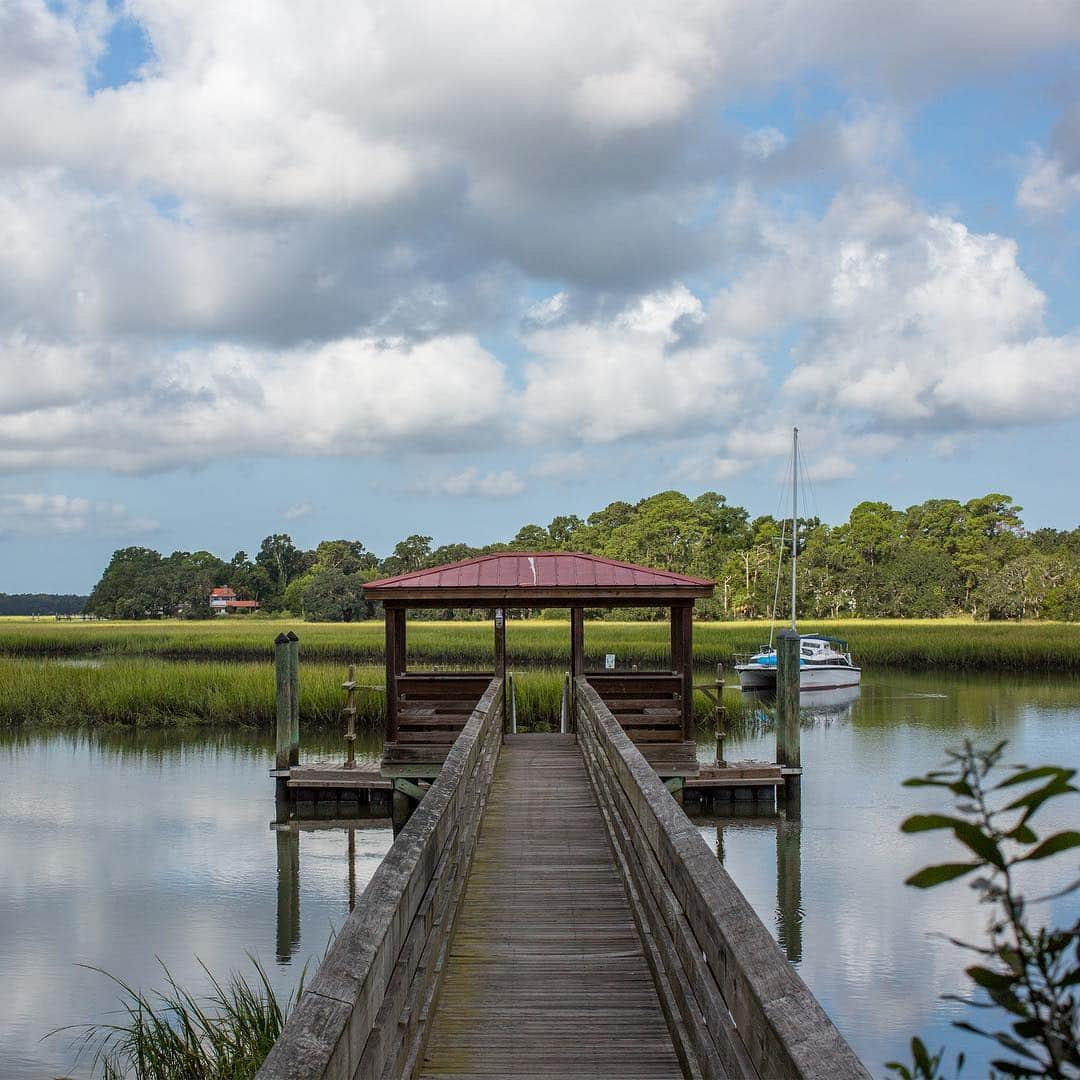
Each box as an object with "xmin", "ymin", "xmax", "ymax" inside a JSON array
[
  {"xmin": 257, "ymin": 677, "xmax": 504, "ymax": 1080},
  {"xmin": 576, "ymin": 677, "xmax": 870, "ymax": 1080}
]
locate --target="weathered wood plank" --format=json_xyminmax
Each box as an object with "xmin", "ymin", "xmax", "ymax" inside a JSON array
[
  {"xmin": 576, "ymin": 679, "xmax": 871, "ymax": 1080},
  {"xmin": 418, "ymin": 734, "xmax": 683, "ymax": 1079},
  {"xmin": 257, "ymin": 679, "xmax": 504, "ymax": 1080}
]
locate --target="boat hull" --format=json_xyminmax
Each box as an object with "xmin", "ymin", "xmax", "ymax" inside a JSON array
[{"xmin": 736, "ymin": 664, "xmax": 861, "ymax": 692}]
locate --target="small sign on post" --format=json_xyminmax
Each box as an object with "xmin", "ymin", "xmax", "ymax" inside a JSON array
[
  {"xmin": 605, "ymin": 653, "xmax": 616, "ymax": 670},
  {"xmin": 495, "ymin": 608, "xmax": 504, "ymax": 628}
]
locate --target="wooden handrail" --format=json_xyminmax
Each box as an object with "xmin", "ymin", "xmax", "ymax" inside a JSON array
[
  {"xmin": 576, "ymin": 677, "xmax": 870, "ymax": 1080},
  {"xmin": 257, "ymin": 677, "xmax": 504, "ymax": 1080}
]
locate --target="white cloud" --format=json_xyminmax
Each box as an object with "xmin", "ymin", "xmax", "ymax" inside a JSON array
[
  {"xmin": 0, "ymin": 333, "xmax": 509, "ymax": 471},
  {"xmin": 1017, "ymin": 151, "xmax": 1080, "ymax": 214},
  {"xmin": 413, "ymin": 468, "xmax": 525, "ymax": 497},
  {"xmin": 1016, "ymin": 103, "xmax": 1080, "ymax": 214},
  {"xmin": 520, "ymin": 285, "xmax": 763, "ymax": 443},
  {"xmin": 529, "ymin": 451, "xmax": 587, "ymax": 479},
  {"xmin": 282, "ymin": 502, "xmax": 314, "ymax": 520},
  {"xmin": 0, "ymin": 494, "xmax": 158, "ymax": 536},
  {"xmin": 714, "ymin": 189, "xmax": 1080, "ymax": 431}
]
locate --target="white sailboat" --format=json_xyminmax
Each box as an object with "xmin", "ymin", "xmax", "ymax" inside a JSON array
[{"xmin": 735, "ymin": 427, "xmax": 862, "ymax": 692}]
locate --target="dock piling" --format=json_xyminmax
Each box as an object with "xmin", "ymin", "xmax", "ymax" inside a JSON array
[
  {"xmin": 776, "ymin": 629, "xmax": 802, "ymax": 818},
  {"xmin": 274, "ymin": 633, "xmax": 291, "ymax": 772},
  {"xmin": 287, "ymin": 631, "xmax": 300, "ymax": 767}
]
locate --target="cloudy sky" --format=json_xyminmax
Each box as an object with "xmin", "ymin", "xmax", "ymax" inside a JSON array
[{"xmin": 3, "ymin": 0, "xmax": 1080, "ymax": 591}]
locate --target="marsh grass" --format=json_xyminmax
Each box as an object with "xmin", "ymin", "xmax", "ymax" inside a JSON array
[
  {"xmin": 0, "ymin": 659, "xmax": 384, "ymax": 727},
  {"xmin": 1, "ymin": 618, "xmax": 1077, "ymax": 671},
  {"xmin": 51, "ymin": 958, "xmax": 298, "ymax": 1079}
]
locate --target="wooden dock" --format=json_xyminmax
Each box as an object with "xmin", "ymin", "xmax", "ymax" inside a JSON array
[
  {"xmin": 258, "ymin": 677, "xmax": 869, "ymax": 1080},
  {"xmin": 419, "ymin": 734, "xmax": 682, "ymax": 1077}
]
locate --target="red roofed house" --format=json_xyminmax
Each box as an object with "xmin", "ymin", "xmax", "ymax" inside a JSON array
[{"xmin": 209, "ymin": 586, "xmax": 260, "ymax": 613}]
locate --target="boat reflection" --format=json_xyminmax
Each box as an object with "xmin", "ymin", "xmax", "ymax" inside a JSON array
[{"xmin": 740, "ymin": 683, "xmax": 861, "ymax": 725}]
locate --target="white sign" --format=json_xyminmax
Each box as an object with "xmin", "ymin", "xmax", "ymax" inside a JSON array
[{"xmin": 605, "ymin": 653, "xmax": 616, "ymax": 670}]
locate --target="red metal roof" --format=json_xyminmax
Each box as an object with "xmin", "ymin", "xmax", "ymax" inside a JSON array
[
  {"xmin": 210, "ymin": 586, "xmax": 235, "ymax": 597},
  {"xmin": 364, "ymin": 552, "xmax": 713, "ymax": 591}
]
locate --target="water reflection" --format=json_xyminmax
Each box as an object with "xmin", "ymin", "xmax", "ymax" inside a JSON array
[
  {"xmin": 0, "ymin": 727, "xmax": 392, "ymax": 1079},
  {"xmin": 693, "ymin": 813, "xmax": 803, "ymax": 964},
  {"xmin": 0, "ymin": 671, "xmax": 1077, "ymax": 1078}
]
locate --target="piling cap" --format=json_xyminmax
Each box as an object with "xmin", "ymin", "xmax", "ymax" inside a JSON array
[
  {"xmin": 286, "ymin": 630, "xmax": 299, "ymax": 642},
  {"xmin": 274, "ymin": 632, "xmax": 290, "ymax": 644}
]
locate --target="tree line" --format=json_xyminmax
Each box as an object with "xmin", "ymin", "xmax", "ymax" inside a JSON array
[{"xmin": 84, "ymin": 490, "xmax": 1080, "ymax": 622}]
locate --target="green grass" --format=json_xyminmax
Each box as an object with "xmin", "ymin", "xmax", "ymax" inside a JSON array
[
  {"xmin": 0, "ymin": 659, "xmax": 382, "ymax": 727},
  {"xmin": 51, "ymin": 957, "xmax": 299, "ymax": 1079},
  {"xmin": 0, "ymin": 658, "xmax": 727, "ymax": 731},
  {"xmin": 1, "ymin": 617, "xmax": 1078, "ymax": 670}
]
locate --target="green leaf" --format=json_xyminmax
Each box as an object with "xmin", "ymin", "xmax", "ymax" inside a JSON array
[
  {"xmin": 1003, "ymin": 778, "xmax": 1078, "ymax": 818},
  {"xmin": 1007, "ymin": 823, "xmax": 1037, "ymax": 844},
  {"xmin": 953, "ymin": 821, "xmax": 1006, "ymax": 868},
  {"xmin": 906, "ymin": 862, "xmax": 982, "ymax": 889},
  {"xmin": 902, "ymin": 814, "xmax": 966, "ymax": 834},
  {"xmin": 912, "ymin": 1037, "xmax": 933, "ymax": 1075},
  {"xmin": 965, "ymin": 965, "xmax": 1016, "ymax": 990},
  {"xmin": 1018, "ymin": 830, "xmax": 1080, "ymax": 862},
  {"xmin": 995, "ymin": 765, "xmax": 1072, "ymax": 789}
]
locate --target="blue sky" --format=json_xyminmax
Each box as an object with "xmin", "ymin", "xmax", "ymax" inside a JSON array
[{"xmin": 2, "ymin": 1, "xmax": 1080, "ymax": 592}]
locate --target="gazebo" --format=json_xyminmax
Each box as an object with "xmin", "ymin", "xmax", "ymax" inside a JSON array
[{"xmin": 361, "ymin": 552, "xmax": 714, "ymax": 780}]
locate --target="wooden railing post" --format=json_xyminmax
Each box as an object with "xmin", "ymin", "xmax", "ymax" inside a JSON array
[
  {"xmin": 342, "ymin": 663, "xmax": 357, "ymax": 768},
  {"xmin": 776, "ymin": 629, "xmax": 801, "ymax": 818},
  {"xmin": 287, "ymin": 631, "xmax": 300, "ymax": 767},
  {"xmin": 274, "ymin": 633, "xmax": 291, "ymax": 772}
]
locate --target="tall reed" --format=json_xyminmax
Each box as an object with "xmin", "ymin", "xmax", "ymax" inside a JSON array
[
  {"xmin": 1, "ymin": 618, "xmax": 1076, "ymax": 671},
  {"xmin": 51, "ymin": 958, "xmax": 299, "ymax": 1080}
]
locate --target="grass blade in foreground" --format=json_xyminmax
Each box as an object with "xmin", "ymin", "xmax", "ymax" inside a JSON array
[{"xmin": 50, "ymin": 956, "xmax": 301, "ymax": 1080}]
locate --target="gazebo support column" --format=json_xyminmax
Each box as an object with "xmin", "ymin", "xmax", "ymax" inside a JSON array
[
  {"xmin": 570, "ymin": 606, "xmax": 585, "ymax": 731},
  {"xmin": 384, "ymin": 605, "xmax": 404, "ymax": 742},
  {"xmin": 494, "ymin": 608, "xmax": 506, "ymax": 730},
  {"xmin": 670, "ymin": 604, "xmax": 694, "ymax": 741}
]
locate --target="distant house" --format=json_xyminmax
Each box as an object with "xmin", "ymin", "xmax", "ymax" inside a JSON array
[{"xmin": 209, "ymin": 586, "xmax": 260, "ymax": 613}]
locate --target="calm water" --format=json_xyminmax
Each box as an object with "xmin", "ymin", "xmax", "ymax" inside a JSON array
[{"xmin": 0, "ymin": 671, "xmax": 1077, "ymax": 1078}]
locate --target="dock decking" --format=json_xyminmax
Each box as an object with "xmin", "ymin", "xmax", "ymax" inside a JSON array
[
  {"xmin": 258, "ymin": 677, "xmax": 869, "ymax": 1080},
  {"xmin": 419, "ymin": 734, "xmax": 682, "ymax": 1078}
]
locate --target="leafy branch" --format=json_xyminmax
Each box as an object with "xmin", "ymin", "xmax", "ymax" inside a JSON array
[{"xmin": 886, "ymin": 740, "xmax": 1079, "ymax": 1079}]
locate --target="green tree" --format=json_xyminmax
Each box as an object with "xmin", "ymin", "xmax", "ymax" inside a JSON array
[
  {"xmin": 256, "ymin": 534, "xmax": 306, "ymax": 592},
  {"xmin": 379, "ymin": 535, "xmax": 433, "ymax": 576},
  {"xmin": 547, "ymin": 515, "xmax": 584, "ymax": 547},
  {"xmin": 302, "ymin": 566, "xmax": 367, "ymax": 622}
]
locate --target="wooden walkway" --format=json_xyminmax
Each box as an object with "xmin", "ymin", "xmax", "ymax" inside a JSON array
[{"xmin": 419, "ymin": 734, "xmax": 683, "ymax": 1078}]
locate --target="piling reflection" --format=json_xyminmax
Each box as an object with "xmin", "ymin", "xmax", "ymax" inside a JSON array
[
  {"xmin": 275, "ymin": 828, "xmax": 301, "ymax": 962},
  {"xmin": 702, "ymin": 813, "xmax": 803, "ymax": 964},
  {"xmin": 272, "ymin": 820, "xmax": 388, "ymax": 961}
]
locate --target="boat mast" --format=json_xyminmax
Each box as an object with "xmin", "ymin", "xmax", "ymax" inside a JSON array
[{"xmin": 791, "ymin": 426, "xmax": 798, "ymax": 632}]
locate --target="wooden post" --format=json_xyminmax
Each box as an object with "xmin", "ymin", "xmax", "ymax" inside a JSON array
[
  {"xmin": 671, "ymin": 604, "xmax": 694, "ymax": 741},
  {"xmin": 274, "ymin": 633, "xmax": 291, "ymax": 771},
  {"xmin": 384, "ymin": 606, "xmax": 401, "ymax": 742},
  {"xmin": 395, "ymin": 606, "xmax": 407, "ymax": 675},
  {"xmin": 570, "ymin": 607, "xmax": 584, "ymax": 729},
  {"xmin": 494, "ymin": 608, "xmax": 507, "ymax": 730},
  {"xmin": 777, "ymin": 817, "xmax": 803, "ymax": 963},
  {"xmin": 343, "ymin": 663, "xmax": 357, "ymax": 768},
  {"xmin": 287, "ymin": 631, "xmax": 300, "ymax": 767},
  {"xmin": 776, "ymin": 629, "xmax": 802, "ymax": 818}
]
